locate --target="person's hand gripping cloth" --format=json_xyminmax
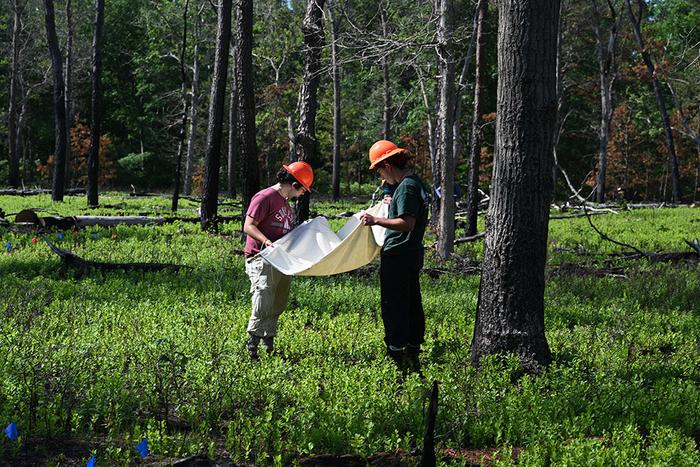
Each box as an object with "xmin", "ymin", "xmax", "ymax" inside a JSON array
[{"xmin": 258, "ymin": 202, "xmax": 388, "ymax": 276}]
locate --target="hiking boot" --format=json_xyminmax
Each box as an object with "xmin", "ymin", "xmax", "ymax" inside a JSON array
[
  {"xmin": 406, "ymin": 344, "xmax": 423, "ymax": 377},
  {"xmin": 247, "ymin": 334, "xmax": 261, "ymax": 361}
]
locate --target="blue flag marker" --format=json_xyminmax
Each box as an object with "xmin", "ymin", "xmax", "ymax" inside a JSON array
[
  {"xmin": 87, "ymin": 454, "xmax": 95, "ymax": 467},
  {"xmin": 136, "ymin": 438, "xmax": 149, "ymax": 457},
  {"xmin": 4, "ymin": 421, "xmax": 18, "ymax": 440},
  {"xmin": 92, "ymin": 233, "xmax": 98, "ymax": 240},
  {"xmin": 4, "ymin": 242, "xmax": 11, "ymax": 251},
  {"xmin": 58, "ymin": 232, "xmax": 64, "ymax": 240}
]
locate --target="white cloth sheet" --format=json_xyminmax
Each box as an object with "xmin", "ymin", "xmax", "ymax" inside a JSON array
[{"xmin": 258, "ymin": 202, "xmax": 388, "ymax": 276}]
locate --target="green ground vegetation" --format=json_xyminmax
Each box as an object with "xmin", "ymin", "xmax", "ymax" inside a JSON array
[{"xmin": 0, "ymin": 194, "xmax": 698, "ymax": 465}]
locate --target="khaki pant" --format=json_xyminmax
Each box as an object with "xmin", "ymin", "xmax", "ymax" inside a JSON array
[{"xmin": 245, "ymin": 256, "xmax": 292, "ymax": 337}]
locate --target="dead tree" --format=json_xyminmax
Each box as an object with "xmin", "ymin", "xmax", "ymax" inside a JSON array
[
  {"xmin": 171, "ymin": 0, "xmax": 191, "ymax": 212},
  {"xmin": 64, "ymin": 0, "xmax": 74, "ymax": 186},
  {"xmin": 380, "ymin": 1, "xmax": 392, "ymax": 140},
  {"xmin": 200, "ymin": 0, "xmax": 232, "ymax": 230},
  {"xmin": 227, "ymin": 39, "xmax": 239, "ymax": 199},
  {"xmin": 237, "ymin": 0, "xmax": 260, "ymax": 216},
  {"xmin": 435, "ymin": 0, "xmax": 456, "ymax": 261},
  {"xmin": 591, "ymin": 0, "xmax": 621, "ymax": 203},
  {"xmin": 43, "ymin": 0, "xmax": 68, "ymax": 202},
  {"xmin": 470, "ymin": 0, "xmax": 559, "ymax": 372},
  {"xmin": 329, "ymin": 0, "xmax": 342, "ymax": 201},
  {"xmin": 87, "ymin": 0, "xmax": 105, "ymax": 207},
  {"xmin": 294, "ymin": 0, "xmax": 326, "ymax": 224},
  {"xmin": 7, "ymin": 0, "xmax": 25, "ymax": 188},
  {"xmin": 625, "ymin": 0, "xmax": 682, "ymax": 203},
  {"xmin": 465, "ymin": 0, "xmax": 488, "ymax": 237},
  {"xmin": 185, "ymin": 5, "xmax": 204, "ymax": 196}
]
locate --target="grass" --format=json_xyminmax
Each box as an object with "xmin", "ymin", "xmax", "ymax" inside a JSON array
[{"xmin": 0, "ymin": 193, "xmax": 698, "ymax": 465}]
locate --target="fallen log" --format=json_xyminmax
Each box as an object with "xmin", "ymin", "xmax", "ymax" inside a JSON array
[
  {"xmin": 44, "ymin": 238, "xmax": 185, "ymax": 273},
  {"xmin": 0, "ymin": 188, "xmax": 86, "ymax": 196}
]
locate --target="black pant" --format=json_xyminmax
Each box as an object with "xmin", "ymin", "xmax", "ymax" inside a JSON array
[{"xmin": 380, "ymin": 249, "xmax": 425, "ymax": 349}]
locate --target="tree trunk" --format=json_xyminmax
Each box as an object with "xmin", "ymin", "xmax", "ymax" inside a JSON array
[
  {"xmin": 172, "ymin": 0, "xmax": 191, "ymax": 212},
  {"xmin": 294, "ymin": 0, "xmax": 326, "ymax": 225},
  {"xmin": 226, "ymin": 39, "xmax": 239, "ymax": 199},
  {"xmin": 200, "ymin": 0, "xmax": 232, "ymax": 230},
  {"xmin": 436, "ymin": 0, "xmax": 456, "ymax": 261},
  {"xmin": 470, "ymin": 0, "xmax": 559, "ymax": 373},
  {"xmin": 185, "ymin": 7, "xmax": 202, "ymax": 197},
  {"xmin": 64, "ymin": 0, "xmax": 74, "ymax": 186},
  {"xmin": 416, "ymin": 68, "xmax": 438, "ymax": 227},
  {"xmin": 380, "ymin": 3, "xmax": 391, "ymax": 141},
  {"xmin": 8, "ymin": 0, "xmax": 23, "ymax": 188},
  {"xmin": 625, "ymin": 0, "xmax": 682, "ymax": 203},
  {"xmin": 87, "ymin": 0, "xmax": 105, "ymax": 207},
  {"xmin": 329, "ymin": 0, "xmax": 342, "ymax": 201},
  {"xmin": 44, "ymin": 0, "xmax": 67, "ymax": 202},
  {"xmin": 237, "ymin": 0, "xmax": 260, "ymax": 217},
  {"xmin": 466, "ymin": 0, "xmax": 488, "ymax": 237},
  {"xmin": 591, "ymin": 0, "xmax": 619, "ymax": 204}
]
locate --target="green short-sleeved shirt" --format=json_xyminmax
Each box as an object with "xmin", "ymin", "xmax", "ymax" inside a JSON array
[{"xmin": 383, "ymin": 174, "xmax": 429, "ymax": 254}]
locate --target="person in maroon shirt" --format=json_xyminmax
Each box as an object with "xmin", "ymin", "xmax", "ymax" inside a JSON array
[{"xmin": 243, "ymin": 161, "xmax": 314, "ymax": 359}]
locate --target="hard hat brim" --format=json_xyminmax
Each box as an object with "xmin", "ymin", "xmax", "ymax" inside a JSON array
[
  {"xmin": 369, "ymin": 148, "xmax": 406, "ymax": 171},
  {"xmin": 282, "ymin": 164, "xmax": 313, "ymax": 192}
]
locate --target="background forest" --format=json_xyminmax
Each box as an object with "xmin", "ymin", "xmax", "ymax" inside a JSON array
[{"xmin": 1, "ymin": 0, "xmax": 698, "ymax": 202}]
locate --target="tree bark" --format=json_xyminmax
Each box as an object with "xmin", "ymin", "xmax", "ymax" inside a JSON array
[
  {"xmin": 237, "ymin": 0, "xmax": 260, "ymax": 217},
  {"xmin": 200, "ymin": 0, "xmax": 232, "ymax": 230},
  {"xmin": 470, "ymin": 0, "xmax": 559, "ymax": 372},
  {"xmin": 185, "ymin": 5, "xmax": 202, "ymax": 197},
  {"xmin": 625, "ymin": 0, "xmax": 682, "ymax": 203},
  {"xmin": 329, "ymin": 0, "xmax": 342, "ymax": 201},
  {"xmin": 8, "ymin": 0, "xmax": 24, "ymax": 188},
  {"xmin": 380, "ymin": 2, "xmax": 391, "ymax": 141},
  {"xmin": 591, "ymin": 0, "xmax": 620, "ymax": 204},
  {"xmin": 436, "ymin": 0, "xmax": 456, "ymax": 261},
  {"xmin": 226, "ymin": 39, "xmax": 239, "ymax": 199},
  {"xmin": 294, "ymin": 0, "xmax": 326, "ymax": 225},
  {"xmin": 64, "ymin": 0, "xmax": 74, "ymax": 186},
  {"xmin": 87, "ymin": 0, "xmax": 105, "ymax": 207},
  {"xmin": 466, "ymin": 0, "xmax": 488, "ymax": 237},
  {"xmin": 44, "ymin": 0, "xmax": 68, "ymax": 202},
  {"xmin": 172, "ymin": 0, "xmax": 191, "ymax": 212}
]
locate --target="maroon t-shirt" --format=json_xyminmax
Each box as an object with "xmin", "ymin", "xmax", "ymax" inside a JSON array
[{"xmin": 244, "ymin": 187, "xmax": 295, "ymax": 256}]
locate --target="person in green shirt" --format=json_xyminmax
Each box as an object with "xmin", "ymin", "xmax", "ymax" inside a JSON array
[{"xmin": 360, "ymin": 140, "xmax": 429, "ymax": 373}]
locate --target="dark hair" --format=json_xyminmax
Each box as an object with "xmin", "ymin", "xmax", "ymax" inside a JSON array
[
  {"xmin": 384, "ymin": 152, "xmax": 409, "ymax": 169},
  {"xmin": 276, "ymin": 168, "xmax": 302, "ymax": 188}
]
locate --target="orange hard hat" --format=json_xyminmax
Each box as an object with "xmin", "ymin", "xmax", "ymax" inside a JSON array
[
  {"xmin": 282, "ymin": 161, "xmax": 314, "ymax": 192},
  {"xmin": 368, "ymin": 140, "xmax": 406, "ymax": 170}
]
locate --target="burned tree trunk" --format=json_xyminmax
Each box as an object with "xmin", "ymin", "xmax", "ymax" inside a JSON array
[
  {"xmin": 465, "ymin": 0, "xmax": 488, "ymax": 237},
  {"xmin": 200, "ymin": 0, "xmax": 232, "ymax": 230},
  {"xmin": 87, "ymin": 0, "xmax": 105, "ymax": 207},
  {"xmin": 294, "ymin": 0, "xmax": 326, "ymax": 224},
  {"xmin": 185, "ymin": 9, "xmax": 202, "ymax": 197},
  {"xmin": 470, "ymin": 0, "xmax": 559, "ymax": 372},
  {"xmin": 237, "ymin": 0, "xmax": 260, "ymax": 216},
  {"xmin": 44, "ymin": 0, "xmax": 68, "ymax": 202},
  {"xmin": 625, "ymin": 0, "xmax": 682, "ymax": 203},
  {"xmin": 591, "ymin": 0, "xmax": 620, "ymax": 204},
  {"xmin": 435, "ymin": 0, "xmax": 456, "ymax": 261},
  {"xmin": 227, "ymin": 39, "xmax": 239, "ymax": 199},
  {"xmin": 8, "ymin": 0, "xmax": 24, "ymax": 188},
  {"xmin": 64, "ymin": 0, "xmax": 74, "ymax": 186},
  {"xmin": 329, "ymin": 0, "xmax": 342, "ymax": 201}
]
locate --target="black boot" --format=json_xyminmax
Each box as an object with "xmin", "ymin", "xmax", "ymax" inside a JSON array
[
  {"xmin": 406, "ymin": 344, "xmax": 423, "ymax": 376},
  {"xmin": 247, "ymin": 334, "xmax": 261, "ymax": 361},
  {"xmin": 387, "ymin": 346, "xmax": 409, "ymax": 374}
]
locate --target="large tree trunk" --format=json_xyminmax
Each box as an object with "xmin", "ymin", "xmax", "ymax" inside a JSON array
[
  {"xmin": 87, "ymin": 0, "xmax": 105, "ymax": 207},
  {"xmin": 625, "ymin": 0, "xmax": 682, "ymax": 203},
  {"xmin": 185, "ymin": 5, "xmax": 202, "ymax": 197},
  {"xmin": 329, "ymin": 0, "xmax": 342, "ymax": 201},
  {"xmin": 172, "ymin": 0, "xmax": 191, "ymax": 212},
  {"xmin": 237, "ymin": 0, "xmax": 260, "ymax": 216},
  {"xmin": 465, "ymin": 0, "xmax": 488, "ymax": 237},
  {"xmin": 200, "ymin": 0, "xmax": 232, "ymax": 230},
  {"xmin": 294, "ymin": 0, "xmax": 326, "ymax": 225},
  {"xmin": 226, "ymin": 39, "xmax": 239, "ymax": 199},
  {"xmin": 8, "ymin": 0, "xmax": 23, "ymax": 188},
  {"xmin": 380, "ymin": 2, "xmax": 391, "ymax": 141},
  {"xmin": 435, "ymin": 0, "xmax": 456, "ymax": 260},
  {"xmin": 592, "ymin": 0, "xmax": 620, "ymax": 204},
  {"xmin": 470, "ymin": 0, "xmax": 559, "ymax": 373},
  {"xmin": 416, "ymin": 67, "xmax": 438, "ymax": 227},
  {"xmin": 44, "ymin": 0, "xmax": 68, "ymax": 202},
  {"xmin": 64, "ymin": 0, "xmax": 74, "ymax": 186}
]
